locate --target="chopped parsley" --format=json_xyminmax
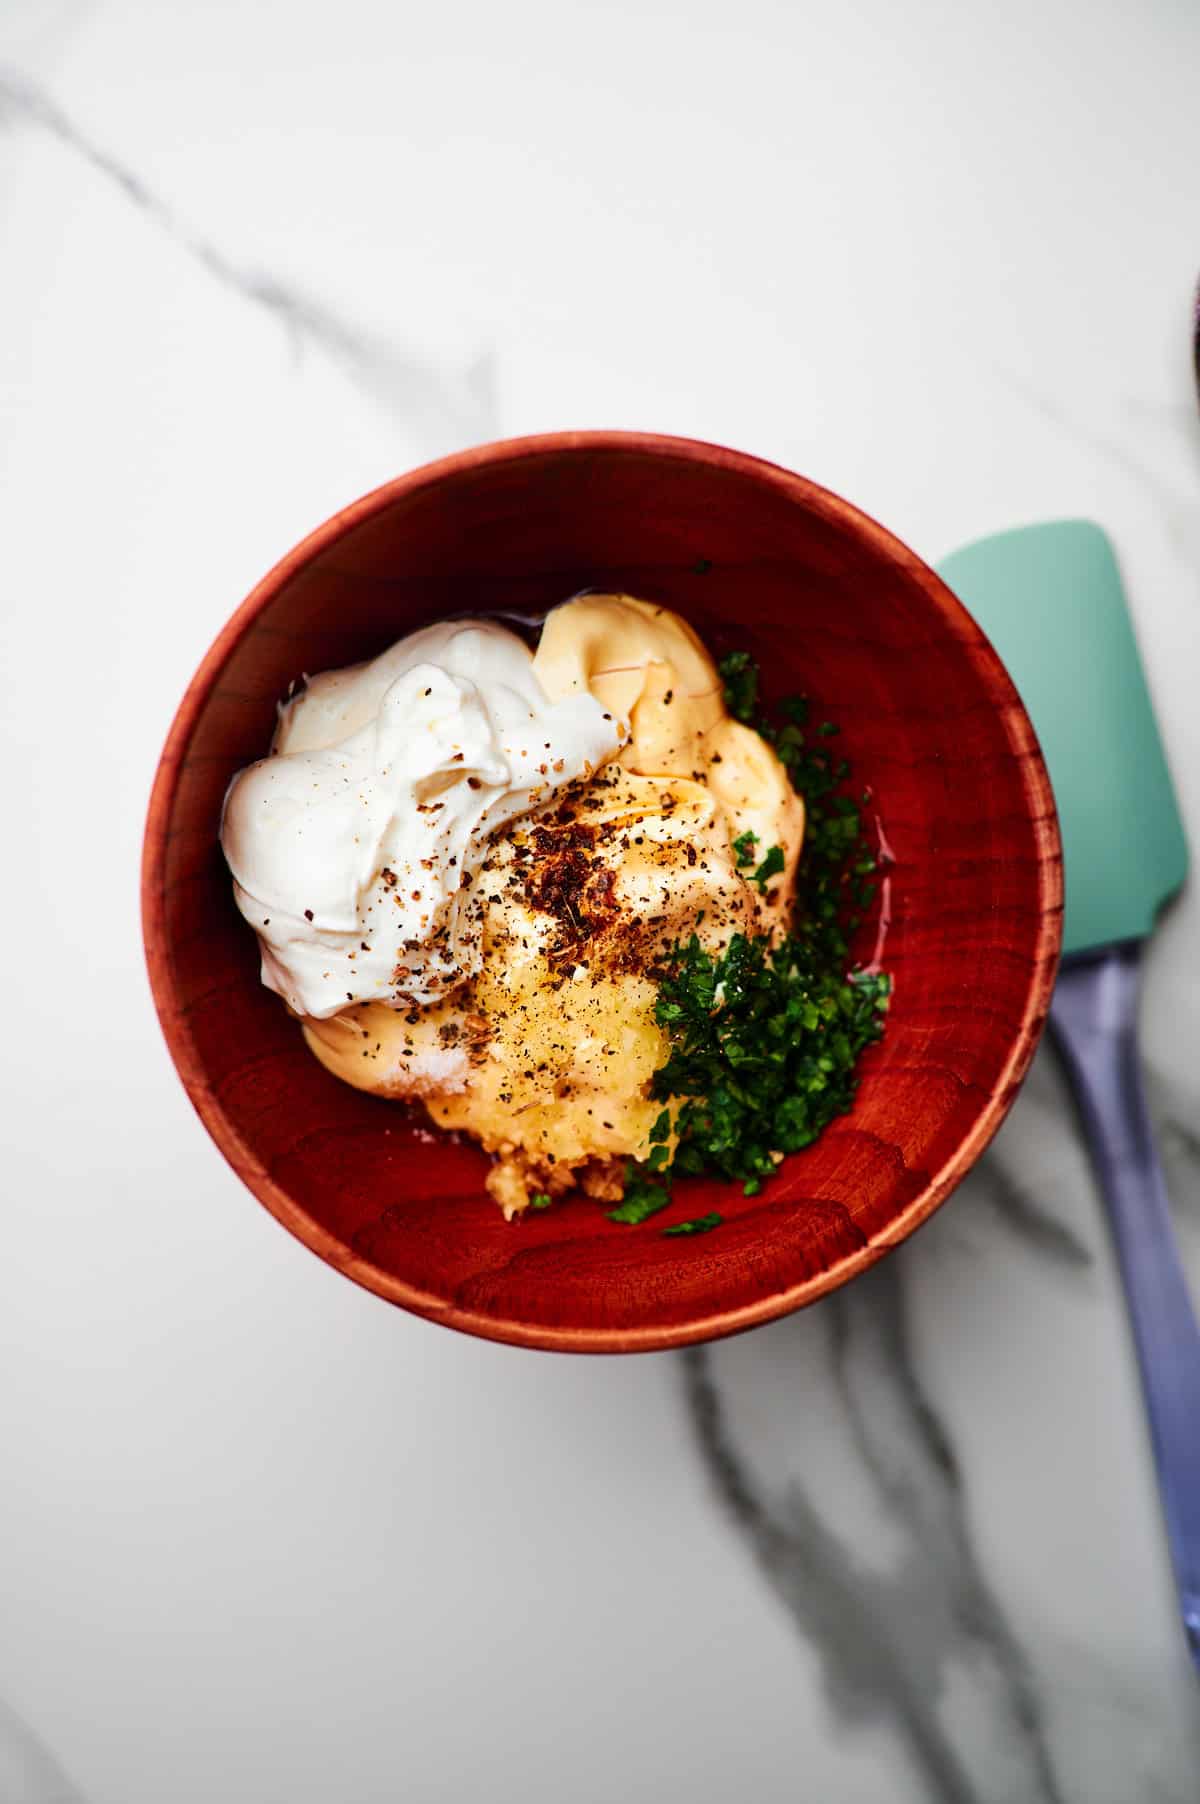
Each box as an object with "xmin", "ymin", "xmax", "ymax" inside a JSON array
[
  {"xmin": 614, "ymin": 650, "xmax": 890, "ymax": 1220},
  {"xmin": 732, "ymin": 829, "xmax": 758, "ymax": 870},
  {"xmin": 719, "ymin": 649, "xmax": 760, "ymax": 725},
  {"xmin": 649, "ymin": 932, "xmax": 889, "ymax": 1194},
  {"xmin": 529, "ymin": 1191, "xmax": 553, "ymax": 1211},
  {"xmin": 718, "ymin": 658, "xmax": 882, "ymax": 960},
  {"xmin": 751, "ymin": 844, "xmax": 785, "ymax": 894},
  {"xmin": 663, "ymin": 1213, "xmax": 723, "ymax": 1237},
  {"xmin": 607, "ymin": 1165, "xmax": 672, "ymax": 1224},
  {"xmin": 648, "ymin": 1109, "xmax": 672, "ymax": 1144}
]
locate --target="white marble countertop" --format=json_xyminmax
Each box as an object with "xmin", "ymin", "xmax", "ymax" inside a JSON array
[{"xmin": 3, "ymin": 2, "xmax": 1200, "ymax": 1799}]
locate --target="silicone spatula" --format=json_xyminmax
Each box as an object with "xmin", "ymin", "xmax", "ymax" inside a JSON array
[{"xmin": 938, "ymin": 522, "xmax": 1196, "ymax": 1670}]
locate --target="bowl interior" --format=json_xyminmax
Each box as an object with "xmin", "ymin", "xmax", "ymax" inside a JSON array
[{"xmin": 144, "ymin": 436, "xmax": 1061, "ymax": 1350}]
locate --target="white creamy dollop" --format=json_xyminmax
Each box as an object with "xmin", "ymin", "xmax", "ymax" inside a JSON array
[{"xmin": 220, "ymin": 619, "xmax": 623, "ymax": 1019}]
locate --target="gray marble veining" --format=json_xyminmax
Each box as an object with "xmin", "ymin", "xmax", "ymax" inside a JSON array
[
  {"xmin": 1151, "ymin": 1067, "xmax": 1200, "ymax": 1224},
  {"xmin": 989, "ymin": 366, "xmax": 1200, "ymax": 563},
  {"xmin": 0, "ymin": 1698, "xmax": 88, "ymax": 1804},
  {"xmin": 683, "ymin": 1047, "xmax": 1200, "ymax": 1803},
  {"xmin": 0, "ymin": 66, "xmax": 497, "ymax": 453},
  {"xmin": 683, "ymin": 1264, "xmax": 1063, "ymax": 1803}
]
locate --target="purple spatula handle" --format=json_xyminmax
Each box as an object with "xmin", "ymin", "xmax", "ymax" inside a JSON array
[{"xmin": 1051, "ymin": 945, "xmax": 1200, "ymax": 1672}]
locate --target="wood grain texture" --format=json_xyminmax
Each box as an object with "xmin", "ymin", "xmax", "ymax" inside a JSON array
[{"xmin": 141, "ymin": 432, "xmax": 1063, "ymax": 1353}]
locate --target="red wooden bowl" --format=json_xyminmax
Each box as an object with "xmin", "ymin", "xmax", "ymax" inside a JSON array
[{"xmin": 142, "ymin": 432, "xmax": 1062, "ymax": 1352}]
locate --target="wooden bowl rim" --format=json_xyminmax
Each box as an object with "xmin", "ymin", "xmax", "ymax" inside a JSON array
[{"xmin": 141, "ymin": 430, "xmax": 1063, "ymax": 1353}]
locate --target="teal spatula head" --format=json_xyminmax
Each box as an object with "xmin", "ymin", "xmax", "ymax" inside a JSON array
[{"xmin": 938, "ymin": 521, "xmax": 1188, "ymax": 957}]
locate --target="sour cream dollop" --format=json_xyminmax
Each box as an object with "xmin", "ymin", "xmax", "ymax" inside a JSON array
[{"xmin": 220, "ymin": 619, "xmax": 623, "ymax": 1019}]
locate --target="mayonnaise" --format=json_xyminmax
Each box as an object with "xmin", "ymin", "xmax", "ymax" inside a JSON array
[
  {"xmin": 220, "ymin": 619, "xmax": 623, "ymax": 1019},
  {"xmin": 534, "ymin": 593, "xmax": 805, "ymax": 896}
]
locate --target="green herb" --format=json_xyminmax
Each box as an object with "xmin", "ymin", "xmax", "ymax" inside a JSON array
[
  {"xmin": 732, "ymin": 829, "xmax": 759, "ymax": 870},
  {"xmin": 717, "ymin": 650, "xmax": 882, "ymax": 966},
  {"xmin": 607, "ymin": 1164, "xmax": 673, "ymax": 1224},
  {"xmin": 529, "ymin": 1192, "xmax": 553, "ymax": 1211},
  {"xmin": 611, "ymin": 651, "xmax": 893, "ymax": 1205},
  {"xmin": 719, "ymin": 649, "xmax": 759, "ymax": 725},
  {"xmin": 751, "ymin": 844, "xmax": 785, "ymax": 894},
  {"xmin": 648, "ymin": 1109, "xmax": 672, "ymax": 1144},
  {"xmin": 663, "ymin": 1213, "xmax": 723, "ymax": 1237},
  {"xmin": 648, "ymin": 931, "xmax": 889, "ymax": 1193}
]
